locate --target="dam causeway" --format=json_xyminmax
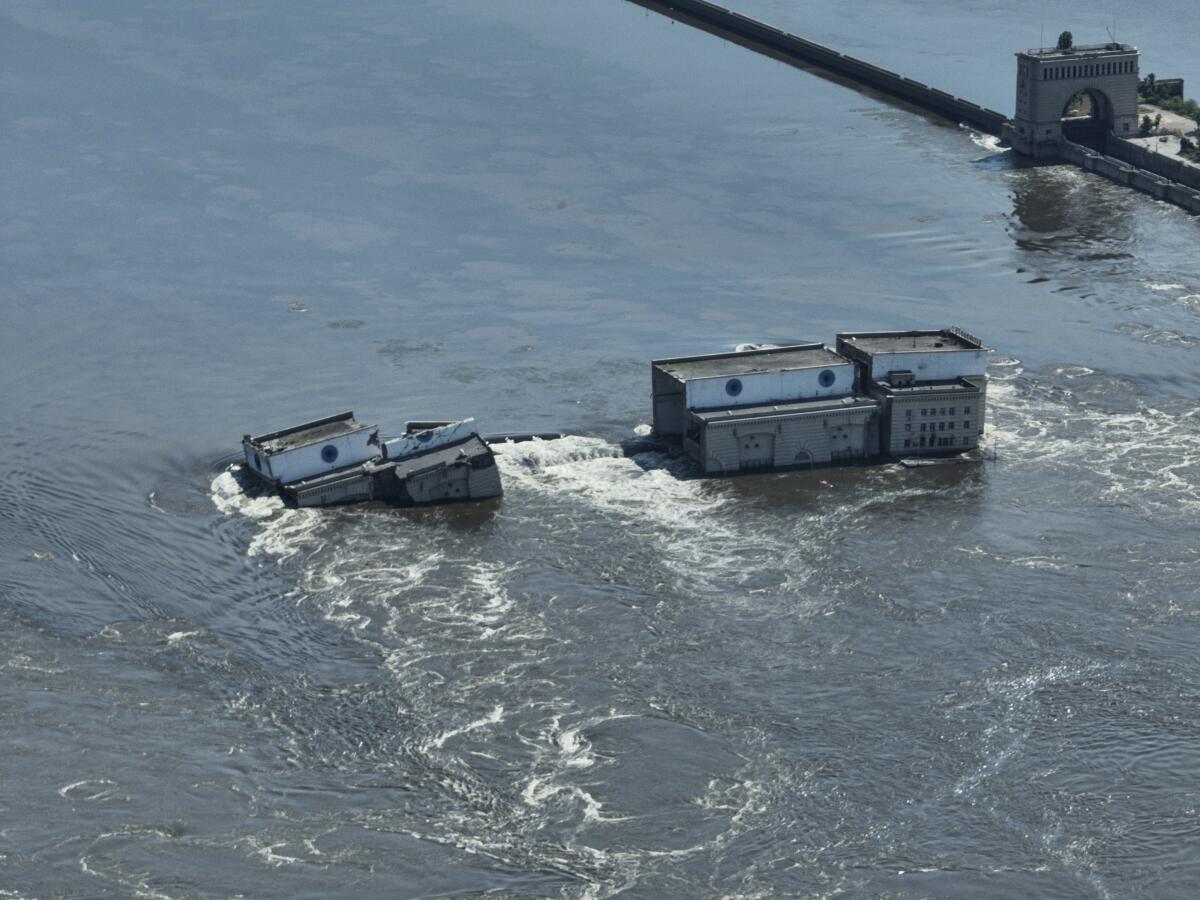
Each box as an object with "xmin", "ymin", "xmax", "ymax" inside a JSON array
[{"xmin": 629, "ymin": 0, "xmax": 1200, "ymax": 216}]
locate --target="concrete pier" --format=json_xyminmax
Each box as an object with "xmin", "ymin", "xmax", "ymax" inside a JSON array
[
  {"xmin": 628, "ymin": 0, "xmax": 1008, "ymax": 134},
  {"xmin": 629, "ymin": 0, "xmax": 1200, "ymax": 216}
]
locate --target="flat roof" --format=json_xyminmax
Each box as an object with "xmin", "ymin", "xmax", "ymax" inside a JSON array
[
  {"xmin": 247, "ymin": 411, "xmax": 375, "ymax": 454},
  {"xmin": 874, "ymin": 377, "xmax": 982, "ymax": 395},
  {"xmin": 1021, "ymin": 43, "xmax": 1135, "ymax": 60},
  {"xmin": 653, "ymin": 344, "xmax": 847, "ymax": 381},
  {"xmin": 837, "ymin": 328, "xmax": 986, "ymax": 355},
  {"xmin": 692, "ymin": 395, "xmax": 877, "ymax": 422}
]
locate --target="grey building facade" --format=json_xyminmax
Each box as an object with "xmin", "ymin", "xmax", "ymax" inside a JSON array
[
  {"xmin": 652, "ymin": 328, "xmax": 991, "ymax": 475},
  {"xmin": 1005, "ymin": 42, "xmax": 1140, "ymax": 156},
  {"xmin": 835, "ymin": 328, "xmax": 990, "ymax": 458}
]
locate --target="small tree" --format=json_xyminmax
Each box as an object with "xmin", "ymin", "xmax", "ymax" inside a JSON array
[
  {"xmin": 1140, "ymin": 114, "xmax": 1154, "ymax": 135},
  {"xmin": 1057, "ymin": 31, "xmax": 1074, "ymax": 50}
]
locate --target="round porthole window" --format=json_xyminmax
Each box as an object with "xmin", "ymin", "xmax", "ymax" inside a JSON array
[
  {"xmin": 818, "ymin": 369, "xmax": 836, "ymax": 388},
  {"xmin": 321, "ymin": 444, "xmax": 339, "ymax": 464},
  {"xmin": 726, "ymin": 378, "xmax": 743, "ymax": 397}
]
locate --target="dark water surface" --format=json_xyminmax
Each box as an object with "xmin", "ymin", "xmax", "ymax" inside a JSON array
[{"xmin": 3, "ymin": 1, "xmax": 1200, "ymax": 897}]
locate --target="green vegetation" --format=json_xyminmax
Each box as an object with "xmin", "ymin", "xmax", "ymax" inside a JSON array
[
  {"xmin": 1138, "ymin": 72, "xmax": 1200, "ymax": 122},
  {"xmin": 1181, "ymin": 135, "xmax": 1200, "ymax": 163},
  {"xmin": 1057, "ymin": 31, "xmax": 1073, "ymax": 51},
  {"xmin": 1065, "ymin": 91, "xmax": 1093, "ymax": 117},
  {"xmin": 1139, "ymin": 113, "xmax": 1162, "ymax": 136}
]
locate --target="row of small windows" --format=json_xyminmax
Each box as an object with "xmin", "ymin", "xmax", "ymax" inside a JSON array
[
  {"xmin": 906, "ymin": 421, "xmax": 972, "ymax": 433},
  {"xmin": 1041, "ymin": 60, "xmax": 1134, "ymax": 80},
  {"xmin": 905, "ymin": 405, "xmax": 971, "ymax": 418},
  {"xmin": 904, "ymin": 436, "xmax": 972, "ymax": 449}
]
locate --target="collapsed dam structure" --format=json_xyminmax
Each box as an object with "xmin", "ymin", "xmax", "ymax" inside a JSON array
[{"xmin": 628, "ymin": 0, "xmax": 1200, "ymax": 215}]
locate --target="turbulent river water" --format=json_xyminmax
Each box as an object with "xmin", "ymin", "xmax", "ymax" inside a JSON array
[{"xmin": 3, "ymin": 1, "xmax": 1200, "ymax": 897}]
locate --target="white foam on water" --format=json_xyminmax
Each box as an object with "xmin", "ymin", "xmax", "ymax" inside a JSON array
[
  {"xmin": 969, "ymin": 131, "xmax": 1004, "ymax": 153},
  {"xmin": 210, "ymin": 468, "xmax": 321, "ymax": 561},
  {"xmin": 950, "ymin": 662, "xmax": 1103, "ymax": 799},
  {"xmin": 210, "ymin": 468, "xmax": 280, "ymax": 520},
  {"xmin": 496, "ymin": 436, "xmax": 820, "ymax": 597},
  {"xmin": 430, "ymin": 705, "xmax": 505, "ymax": 750},
  {"xmin": 1143, "ymin": 282, "xmax": 1187, "ymax": 292},
  {"xmin": 58, "ymin": 778, "xmax": 124, "ymax": 803},
  {"xmin": 986, "ymin": 375, "xmax": 1200, "ymax": 513}
]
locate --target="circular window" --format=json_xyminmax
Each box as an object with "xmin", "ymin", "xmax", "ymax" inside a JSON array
[
  {"xmin": 818, "ymin": 369, "xmax": 836, "ymax": 388},
  {"xmin": 320, "ymin": 444, "xmax": 339, "ymax": 464},
  {"xmin": 725, "ymin": 378, "xmax": 743, "ymax": 397}
]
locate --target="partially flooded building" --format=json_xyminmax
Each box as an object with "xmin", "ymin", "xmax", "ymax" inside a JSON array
[
  {"xmin": 651, "ymin": 344, "xmax": 879, "ymax": 475},
  {"xmin": 650, "ymin": 327, "xmax": 990, "ymax": 474},
  {"xmin": 242, "ymin": 413, "xmax": 503, "ymax": 507},
  {"xmin": 835, "ymin": 328, "xmax": 989, "ymax": 457}
]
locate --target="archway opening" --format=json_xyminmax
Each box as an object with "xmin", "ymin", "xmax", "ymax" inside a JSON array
[{"xmin": 1061, "ymin": 88, "xmax": 1112, "ymax": 149}]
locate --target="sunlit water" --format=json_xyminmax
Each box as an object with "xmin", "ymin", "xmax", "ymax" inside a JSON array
[{"xmin": 2, "ymin": 1, "xmax": 1199, "ymax": 896}]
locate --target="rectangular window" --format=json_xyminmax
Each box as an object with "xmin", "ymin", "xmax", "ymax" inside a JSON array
[
  {"xmin": 921, "ymin": 408, "xmax": 927, "ymax": 417},
  {"xmin": 948, "ymin": 407, "xmax": 956, "ymax": 416},
  {"xmin": 919, "ymin": 437, "xmax": 926, "ymax": 447},
  {"xmin": 905, "ymin": 409, "xmax": 912, "ymax": 419},
  {"xmin": 920, "ymin": 423, "xmax": 927, "ymax": 433},
  {"xmin": 939, "ymin": 408, "xmax": 946, "ymax": 416},
  {"xmin": 903, "ymin": 439, "xmax": 911, "ymax": 448},
  {"xmin": 905, "ymin": 424, "xmax": 912, "ymax": 432},
  {"xmin": 963, "ymin": 421, "xmax": 970, "ymax": 430},
  {"xmin": 938, "ymin": 422, "xmax": 945, "ymax": 432},
  {"xmin": 962, "ymin": 436, "xmax": 971, "ymax": 446},
  {"xmin": 963, "ymin": 406, "xmax": 970, "ymax": 414},
  {"xmin": 949, "ymin": 422, "xmax": 955, "ymax": 430}
]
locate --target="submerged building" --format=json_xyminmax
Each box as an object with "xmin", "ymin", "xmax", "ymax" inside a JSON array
[
  {"xmin": 242, "ymin": 412, "xmax": 502, "ymax": 507},
  {"xmin": 650, "ymin": 327, "xmax": 989, "ymax": 475}
]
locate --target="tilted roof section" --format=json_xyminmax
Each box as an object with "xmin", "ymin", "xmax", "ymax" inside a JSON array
[
  {"xmin": 653, "ymin": 344, "xmax": 848, "ymax": 381},
  {"xmin": 246, "ymin": 411, "xmax": 376, "ymax": 454}
]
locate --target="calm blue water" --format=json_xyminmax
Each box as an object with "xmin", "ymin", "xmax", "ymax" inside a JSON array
[{"xmin": 2, "ymin": 1, "xmax": 1199, "ymax": 896}]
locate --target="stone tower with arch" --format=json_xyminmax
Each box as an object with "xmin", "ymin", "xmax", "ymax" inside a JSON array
[{"xmin": 1004, "ymin": 40, "xmax": 1140, "ymax": 157}]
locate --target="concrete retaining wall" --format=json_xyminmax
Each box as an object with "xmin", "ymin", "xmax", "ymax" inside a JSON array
[
  {"xmin": 1060, "ymin": 140, "xmax": 1200, "ymax": 214},
  {"xmin": 1104, "ymin": 136, "xmax": 1200, "ymax": 192},
  {"xmin": 631, "ymin": 0, "xmax": 1009, "ymax": 134}
]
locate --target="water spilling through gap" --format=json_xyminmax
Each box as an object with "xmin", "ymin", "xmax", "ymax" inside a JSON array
[{"xmin": 3, "ymin": 1, "xmax": 1200, "ymax": 896}]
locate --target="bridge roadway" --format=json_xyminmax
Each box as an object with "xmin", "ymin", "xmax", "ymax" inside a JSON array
[{"xmin": 627, "ymin": 0, "xmax": 1010, "ymax": 135}]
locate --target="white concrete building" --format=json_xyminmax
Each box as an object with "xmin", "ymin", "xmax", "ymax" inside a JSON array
[
  {"xmin": 649, "ymin": 328, "xmax": 992, "ymax": 475},
  {"xmin": 651, "ymin": 344, "xmax": 877, "ymax": 474},
  {"xmin": 243, "ymin": 411, "xmax": 381, "ymax": 486}
]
